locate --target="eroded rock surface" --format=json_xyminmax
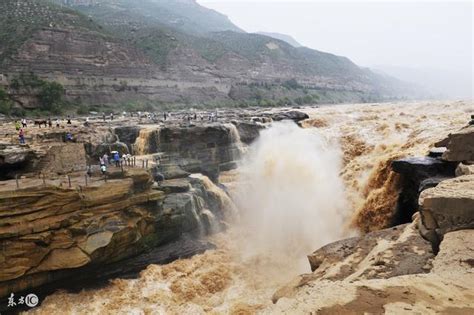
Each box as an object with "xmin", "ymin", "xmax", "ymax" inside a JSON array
[
  {"xmin": 441, "ymin": 125, "xmax": 474, "ymax": 162},
  {"xmin": 0, "ymin": 169, "xmax": 232, "ymax": 299},
  {"xmin": 270, "ymin": 226, "xmax": 474, "ymax": 314},
  {"xmin": 273, "ymin": 222, "xmax": 434, "ymax": 303},
  {"xmin": 418, "ymin": 174, "xmax": 474, "ymax": 245},
  {"xmin": 391, "ymin": 156, "xmax": 457, "ymax": 224},
  {"xmin": 0, "ymin": 143, "xmax": 37, "ymax": 178}
]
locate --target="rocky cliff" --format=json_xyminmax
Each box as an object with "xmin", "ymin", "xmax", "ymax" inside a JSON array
[
  {"xmin": 0, "ymin": 168, "xmax": 234, "ymax": 300},
  {"xmin": 0, "ymin": 0, "xmax": 413, "ymax": 111},
  {"xmin": 0, "ymin": 115, "xmax": 252, "ymax": 303}
]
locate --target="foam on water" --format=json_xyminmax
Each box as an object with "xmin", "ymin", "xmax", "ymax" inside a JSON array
[{"xmin": 235, "ymin": 121, "xmax": 349, "ymax": 268}]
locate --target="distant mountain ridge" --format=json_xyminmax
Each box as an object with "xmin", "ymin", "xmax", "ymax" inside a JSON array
[{"xmin": 0, "ymin": 0, "xmax": 415, "ymax": 111}]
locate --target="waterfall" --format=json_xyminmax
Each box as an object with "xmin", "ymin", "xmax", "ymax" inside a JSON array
[
  {"xmin": 235, "ymin": 121, "xmax": 349, "ymax": 267},
  {"xmin": 133, "ymin": 128, "xmax": 160, "ymax": 155},
  {"xmin": 225, "ymin": 123, "xmax": 247, "ymax": 157}
]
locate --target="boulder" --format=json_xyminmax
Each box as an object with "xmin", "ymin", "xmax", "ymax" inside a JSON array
[
  {"xmin": 418, "ymin": 174, "xmax": 474, "ymax": 245},
  {"xmin": 272, "ymin": 110, "xmax": 309, "ymax": 122},
  {"xmin": 441, "ymin": 125, "xmax": 474, "ymax": 162}
]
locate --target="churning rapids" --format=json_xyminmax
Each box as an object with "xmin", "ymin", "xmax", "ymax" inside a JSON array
[{"xmin": 28, "ymin": 100, "xmax": 472, "ymax": 315}]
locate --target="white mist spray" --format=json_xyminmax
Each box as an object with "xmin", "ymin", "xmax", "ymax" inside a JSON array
[{"xmin": 235, "ymin": 121, "xmax": 349, "ymax": 271}]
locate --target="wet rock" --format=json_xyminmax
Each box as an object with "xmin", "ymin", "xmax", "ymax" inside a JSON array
[
  {"xmin": 158, "ymin": 125, "xmax": 242, "ymax": 181},
  {"xmin": 391, "ymin": 156, "xmax": 457, "ymax": 224},
  {"xmin": 0, "ymin": 236, "xmax": 215, "ymax": 314},
  {"xmin": 419, "ymin": 177, "xmax": 450, "ymax": 192},
  {"xmin": 441, "ymin": 125, "xmax": 474, "ymax": 162},
  {"xmin": 428, "ymin": 147, "xmax": 447, "ymax": 158},
  {"xmin": 159, "ymin": 178, "xmax": 192, "ymax": 193},
  {"xmin": 418, "ymin": 174, "xmax": 474, "ymax": 246},
  {"xmin": 232, "ymin": 121, "xmax": 265, "ymax": 144},
  {"xmin": 91, "ymin": 141, "xmax": 130, "ymax": 159},
  {"xmin": 153, "ymin": 164, "xmax": 190, "ymax": 180},
  {"xmin": 392, "ymin": 156, "xmax": 457, "ymax": 179},
  {"xmin": 272, "ymin": 110, "xmax": 309, "ymax": 122},
  {"xmin": 114, "ymin": 126, "xmax": 142, "ymax": 152}
]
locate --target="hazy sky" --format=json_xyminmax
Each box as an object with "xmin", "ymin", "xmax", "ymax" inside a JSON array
[{"xmin": 198, "ymin": 0, "xmax": 473, "ymax": 75}]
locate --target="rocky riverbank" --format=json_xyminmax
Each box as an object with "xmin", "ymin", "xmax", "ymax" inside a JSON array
[
  {"xmin": 270, "ymin": 121, "xmax": 474, "ymax": 313},
  {"xmin": 0, "ymin": 101, "xmax": 473, "ymax": 314}
]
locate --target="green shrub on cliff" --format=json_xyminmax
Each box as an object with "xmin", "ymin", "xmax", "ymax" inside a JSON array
[
  {"xmin": 39, "ymin": 82, "xmax": 65, "ymax": 113},
  {"xmin": 10, "ymin": 72, "xmax": 67, "ymax": 115},
  {"xmin": 0, "ymin": 87, "xmax": 13, "ymax": 115}
]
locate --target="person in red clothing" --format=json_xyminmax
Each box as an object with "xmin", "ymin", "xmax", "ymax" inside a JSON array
[{"xmin": 18, "ymin": 128, "xmax": 25, "ymax": 144}]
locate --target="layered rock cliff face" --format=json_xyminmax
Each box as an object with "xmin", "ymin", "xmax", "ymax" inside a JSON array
[
  {"xmin": 114, "ymin": 122, "xmax": 263, "ymax": 181},
  {"xmin": 0, "ymin": 168, "xmax": 233, "ymax": 299},
  {"xmin": 0, "ymin": 117, "xmax": 251, "ymax": 301}
]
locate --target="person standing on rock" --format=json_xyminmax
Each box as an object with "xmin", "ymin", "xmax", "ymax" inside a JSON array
[
  {"xmin": 21, "ymin": 119, "xmax": 27, "ymax": 128},
  {"xmin": 15, "ymin": 120, "xmax": 21, "ymax": 131},
  {"xmin": 18, "ymin": 128, "xmax": 25, "ymax": 144},
  {"xmin": 66, "ymin": 132, "xmax": 73, "ymax": 142},
  {"xmin": 47, "ymin": 118, "xmax": 52, "ymax": 128},
  {"xmin": 113, "ymin": 151, "xmax": 120, "ymax": 167},
  {"xmin": 102, "ymin": 153, "xmax": 109, "ymax": 166}
]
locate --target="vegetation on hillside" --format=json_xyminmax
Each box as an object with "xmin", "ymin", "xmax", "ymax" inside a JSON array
[
  {"xmin": 0, "ymin": 0, "xmax": 105, "ymax": 65},
  {"xmin": 8, "ymin": 72, "xmax": 68, "ymax": 115},
  {"xmin": 0, "ymin": 87, "xmax": 13, "ymax": 115},
  {"xmin": 0, "ymin": 0, "xmax": 411, "ymax": 115}
]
